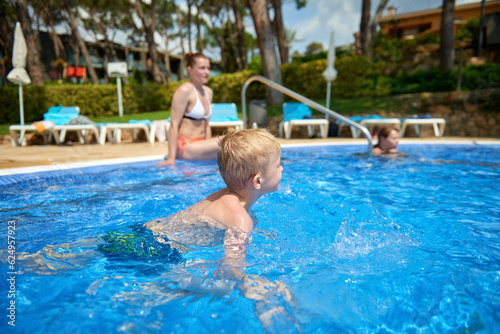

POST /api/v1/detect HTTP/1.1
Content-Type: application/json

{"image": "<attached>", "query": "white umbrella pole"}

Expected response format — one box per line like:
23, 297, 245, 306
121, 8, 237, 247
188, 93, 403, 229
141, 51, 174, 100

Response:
19, 84, 25, 125
325, 81, 331, 121
117, 77, 123, 117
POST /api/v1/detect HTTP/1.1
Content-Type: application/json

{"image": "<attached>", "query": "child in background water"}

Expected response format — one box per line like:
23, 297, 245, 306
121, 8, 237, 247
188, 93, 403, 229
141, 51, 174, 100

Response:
372, 125, 403, 157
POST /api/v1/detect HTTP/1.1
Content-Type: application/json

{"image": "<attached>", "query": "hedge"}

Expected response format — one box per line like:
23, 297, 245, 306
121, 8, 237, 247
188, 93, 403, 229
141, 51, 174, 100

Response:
2, 57, 499, 124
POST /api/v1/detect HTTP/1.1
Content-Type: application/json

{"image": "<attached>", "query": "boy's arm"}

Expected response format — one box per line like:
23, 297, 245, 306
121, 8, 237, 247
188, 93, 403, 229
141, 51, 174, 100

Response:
220, 228, 298, 331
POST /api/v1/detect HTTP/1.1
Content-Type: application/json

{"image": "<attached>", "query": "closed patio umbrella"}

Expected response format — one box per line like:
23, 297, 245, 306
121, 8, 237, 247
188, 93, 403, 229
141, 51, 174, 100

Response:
322, 31, 337, 120
7, 22, 31, 125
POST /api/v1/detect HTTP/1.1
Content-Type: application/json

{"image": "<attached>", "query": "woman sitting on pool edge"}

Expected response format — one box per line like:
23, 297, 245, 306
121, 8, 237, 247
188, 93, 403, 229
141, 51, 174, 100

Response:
372, 125, 404, 157
157, 52, 219, 166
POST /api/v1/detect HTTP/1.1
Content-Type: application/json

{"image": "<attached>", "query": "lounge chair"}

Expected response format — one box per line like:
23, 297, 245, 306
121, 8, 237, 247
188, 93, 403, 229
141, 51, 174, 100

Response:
102, 119, 157, 144
209, 103, 244, 130
164, 104, 243, 138
400, 116, 446, 137
337, 115, 401, 138
9, 105, 104, 146
279, 102, 329, 139
10, 123, 48, 146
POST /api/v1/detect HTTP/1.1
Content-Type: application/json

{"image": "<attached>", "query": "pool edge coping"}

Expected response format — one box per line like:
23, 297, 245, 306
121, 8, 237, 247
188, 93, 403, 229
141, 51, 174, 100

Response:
1, 139, 499, 176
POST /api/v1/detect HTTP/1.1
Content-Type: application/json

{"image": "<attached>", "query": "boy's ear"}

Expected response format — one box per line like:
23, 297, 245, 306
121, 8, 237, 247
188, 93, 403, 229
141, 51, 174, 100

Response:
251, 173, 262, 190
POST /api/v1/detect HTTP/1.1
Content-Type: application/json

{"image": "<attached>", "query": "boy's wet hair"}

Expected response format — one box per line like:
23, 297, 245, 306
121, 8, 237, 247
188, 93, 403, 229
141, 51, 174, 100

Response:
217, 129, 281, 190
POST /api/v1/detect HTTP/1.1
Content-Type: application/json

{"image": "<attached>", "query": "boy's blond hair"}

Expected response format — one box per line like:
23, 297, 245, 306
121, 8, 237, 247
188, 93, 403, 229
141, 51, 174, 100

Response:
217, 129, 281, 190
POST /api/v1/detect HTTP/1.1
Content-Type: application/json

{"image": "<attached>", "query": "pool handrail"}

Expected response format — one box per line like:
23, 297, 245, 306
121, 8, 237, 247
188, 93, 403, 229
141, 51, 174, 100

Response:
241, 75, 373, 155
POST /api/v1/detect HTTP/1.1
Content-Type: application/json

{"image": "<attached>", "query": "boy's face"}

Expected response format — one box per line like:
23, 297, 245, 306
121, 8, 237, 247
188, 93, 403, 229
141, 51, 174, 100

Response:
260, 153, 283, 193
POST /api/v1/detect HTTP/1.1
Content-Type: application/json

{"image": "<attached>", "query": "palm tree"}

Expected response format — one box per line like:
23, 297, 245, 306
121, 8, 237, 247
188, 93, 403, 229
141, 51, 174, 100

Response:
360, 0, 371, 55
440, 0, 455, 71
246, 0, 282, 105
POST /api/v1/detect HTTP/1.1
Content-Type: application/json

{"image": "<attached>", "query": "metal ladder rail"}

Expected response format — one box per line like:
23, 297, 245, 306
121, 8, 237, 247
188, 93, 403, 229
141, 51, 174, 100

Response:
241, 75, 373, 155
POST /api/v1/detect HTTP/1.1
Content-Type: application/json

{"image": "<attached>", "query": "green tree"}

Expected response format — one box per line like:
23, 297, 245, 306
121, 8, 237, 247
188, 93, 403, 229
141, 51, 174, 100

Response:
305, 42, 323, 56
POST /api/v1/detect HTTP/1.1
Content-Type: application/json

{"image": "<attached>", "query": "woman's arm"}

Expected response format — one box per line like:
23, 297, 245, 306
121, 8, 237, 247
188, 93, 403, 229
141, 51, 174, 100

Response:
205, 86, 214, 139
158, 85, 190, 165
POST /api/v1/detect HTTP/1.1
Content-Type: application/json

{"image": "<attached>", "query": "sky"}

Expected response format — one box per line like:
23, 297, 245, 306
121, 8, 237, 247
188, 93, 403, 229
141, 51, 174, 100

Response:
71, 0, 481, 61
275, 0, 479, 54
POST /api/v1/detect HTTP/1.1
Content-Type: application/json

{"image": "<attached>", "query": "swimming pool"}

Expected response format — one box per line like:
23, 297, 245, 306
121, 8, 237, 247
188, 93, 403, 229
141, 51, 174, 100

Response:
1, 143, 499, 333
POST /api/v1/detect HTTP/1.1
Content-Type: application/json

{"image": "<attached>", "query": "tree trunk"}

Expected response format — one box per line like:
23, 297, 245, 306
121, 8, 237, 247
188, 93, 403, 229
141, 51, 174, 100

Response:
229, 28, 243, 71
195, 3, 204, 52
48, 22, 67, 60
93, 13, 119, 62
130, 0, 164, 84
176, 6, 186, 81
39, 5, 67, 61
439, 0, 455, 72
0, 1, 14, 71
163, 35, 172, 83
360, 0, 371, 56
62, 1, 99, 83
15, 0, 44, 85
369, 0, 389, 60
0, 1, 14, 77
271, 0, 288, 65
231, 0, 247, 68
187, 0, 192, 53
246, 0, 283, 105
70, 38, 80, 68
218, 20, 227, 73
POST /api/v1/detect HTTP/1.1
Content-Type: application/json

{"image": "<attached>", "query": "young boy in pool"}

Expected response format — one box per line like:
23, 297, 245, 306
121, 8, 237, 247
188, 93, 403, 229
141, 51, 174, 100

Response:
146, 128, 283, 236
145, 129, 295, 329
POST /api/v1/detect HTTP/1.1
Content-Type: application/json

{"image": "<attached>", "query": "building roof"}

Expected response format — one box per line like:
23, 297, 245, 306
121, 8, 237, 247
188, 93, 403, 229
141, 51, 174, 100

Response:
380, 0, 500, 23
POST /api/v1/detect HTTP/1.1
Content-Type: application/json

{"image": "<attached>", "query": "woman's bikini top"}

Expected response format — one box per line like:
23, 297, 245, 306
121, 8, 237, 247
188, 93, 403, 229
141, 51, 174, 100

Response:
183, 84, 212, 121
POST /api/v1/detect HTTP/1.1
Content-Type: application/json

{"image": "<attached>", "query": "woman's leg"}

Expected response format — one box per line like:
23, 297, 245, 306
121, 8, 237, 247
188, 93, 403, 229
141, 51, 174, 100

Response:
180, 136, 220, 160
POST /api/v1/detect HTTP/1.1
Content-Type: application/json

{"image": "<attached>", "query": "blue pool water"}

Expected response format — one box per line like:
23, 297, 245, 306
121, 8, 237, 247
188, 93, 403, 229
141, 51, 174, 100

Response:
1, 143, 499, 333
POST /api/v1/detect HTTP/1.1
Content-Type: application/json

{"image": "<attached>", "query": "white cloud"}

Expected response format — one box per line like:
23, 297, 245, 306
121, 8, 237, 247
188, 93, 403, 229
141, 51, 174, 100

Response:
283, 0, 486, 54
285, 0, 360, 53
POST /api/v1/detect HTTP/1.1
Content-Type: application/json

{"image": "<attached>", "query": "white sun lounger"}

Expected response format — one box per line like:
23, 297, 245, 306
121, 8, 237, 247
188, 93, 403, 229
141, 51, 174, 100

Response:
9, 106, 104, 146
52, 124, 105, 145
209, 103, 244, 130
102, 120, 157, 144
400, 118, 446, 137
9, 124, 51, 146
279, 103, 329, 139
337, 116, 401, 138
10, 122, 105, 146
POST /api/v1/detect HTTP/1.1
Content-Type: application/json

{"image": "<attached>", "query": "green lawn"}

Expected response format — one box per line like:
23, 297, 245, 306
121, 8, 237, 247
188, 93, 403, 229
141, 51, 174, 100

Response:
91, 110, 170, 124
0, 97, 413, 135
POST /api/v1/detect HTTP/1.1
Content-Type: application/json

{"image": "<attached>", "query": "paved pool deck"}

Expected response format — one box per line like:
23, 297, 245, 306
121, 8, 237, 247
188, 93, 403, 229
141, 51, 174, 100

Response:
1, 137, 499, 175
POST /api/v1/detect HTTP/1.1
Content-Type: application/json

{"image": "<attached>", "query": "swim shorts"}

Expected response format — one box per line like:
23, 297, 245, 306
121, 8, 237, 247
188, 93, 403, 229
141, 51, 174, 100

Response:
177, 137, 205, 155
99, 225, 182, 263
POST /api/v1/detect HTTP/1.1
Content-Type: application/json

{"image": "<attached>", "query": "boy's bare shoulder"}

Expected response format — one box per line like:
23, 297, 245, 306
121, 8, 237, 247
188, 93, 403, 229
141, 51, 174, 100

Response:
205, 194, 253, 233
